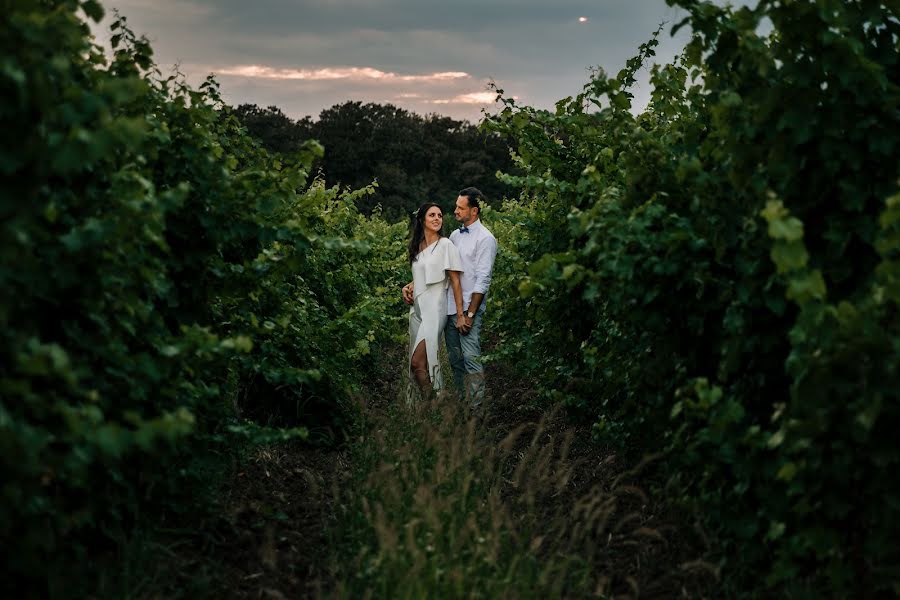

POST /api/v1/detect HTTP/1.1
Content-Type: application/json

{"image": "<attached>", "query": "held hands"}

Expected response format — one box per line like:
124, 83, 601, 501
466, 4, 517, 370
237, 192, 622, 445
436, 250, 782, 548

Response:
456, 312, 473, 335
402, 283, 414, 305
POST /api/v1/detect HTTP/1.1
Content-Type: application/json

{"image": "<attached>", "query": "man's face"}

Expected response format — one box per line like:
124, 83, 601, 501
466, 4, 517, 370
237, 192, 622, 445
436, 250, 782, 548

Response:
454, 195, 476, 225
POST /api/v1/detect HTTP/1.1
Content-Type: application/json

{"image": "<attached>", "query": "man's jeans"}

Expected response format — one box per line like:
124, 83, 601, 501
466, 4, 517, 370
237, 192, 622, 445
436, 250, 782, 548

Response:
444, 311, 485, 405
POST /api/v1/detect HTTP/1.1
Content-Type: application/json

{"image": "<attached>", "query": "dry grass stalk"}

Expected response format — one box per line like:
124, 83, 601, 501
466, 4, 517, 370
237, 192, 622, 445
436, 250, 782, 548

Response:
328, 377, 688, 599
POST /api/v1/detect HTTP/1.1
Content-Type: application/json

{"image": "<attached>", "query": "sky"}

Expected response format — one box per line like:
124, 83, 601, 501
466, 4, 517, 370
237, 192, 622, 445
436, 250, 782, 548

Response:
94, 1, 705, 123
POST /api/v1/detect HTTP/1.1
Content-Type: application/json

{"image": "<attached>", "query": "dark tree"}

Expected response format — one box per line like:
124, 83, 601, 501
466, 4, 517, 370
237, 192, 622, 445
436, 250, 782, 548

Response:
232, 101, 519, 220
232, 104, 312, 156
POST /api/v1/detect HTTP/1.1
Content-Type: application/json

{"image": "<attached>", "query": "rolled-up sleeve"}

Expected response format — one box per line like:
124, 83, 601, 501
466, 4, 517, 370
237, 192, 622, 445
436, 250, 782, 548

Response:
472, 234, 498, 295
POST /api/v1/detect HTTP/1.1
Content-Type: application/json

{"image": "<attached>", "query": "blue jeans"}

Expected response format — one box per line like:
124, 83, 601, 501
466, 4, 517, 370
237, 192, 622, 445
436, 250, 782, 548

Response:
444, 311, 485, 405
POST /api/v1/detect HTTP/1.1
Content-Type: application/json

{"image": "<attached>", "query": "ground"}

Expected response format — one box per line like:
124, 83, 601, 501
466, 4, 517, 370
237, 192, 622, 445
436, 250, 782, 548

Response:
133, 345, 716, 599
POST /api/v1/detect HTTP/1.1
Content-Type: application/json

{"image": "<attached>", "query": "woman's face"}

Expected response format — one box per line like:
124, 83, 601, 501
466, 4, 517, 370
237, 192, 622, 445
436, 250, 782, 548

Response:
424, 206, 443, 234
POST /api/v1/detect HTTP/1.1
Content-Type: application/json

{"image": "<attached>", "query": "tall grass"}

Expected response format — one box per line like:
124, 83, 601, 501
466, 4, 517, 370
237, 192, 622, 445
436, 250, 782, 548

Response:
328, 385, 673, 599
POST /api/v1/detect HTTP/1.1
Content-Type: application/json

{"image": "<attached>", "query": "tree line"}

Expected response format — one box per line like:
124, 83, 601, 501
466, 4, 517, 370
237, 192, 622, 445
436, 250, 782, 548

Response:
232, 102, 519, 220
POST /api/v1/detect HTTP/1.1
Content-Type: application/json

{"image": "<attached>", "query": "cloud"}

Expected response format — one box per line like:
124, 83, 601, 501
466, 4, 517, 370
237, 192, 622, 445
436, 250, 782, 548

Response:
100, 0, 708, 120
215, 65, 470, 83
430, 92, 502, 105
103, 0, 212, 21
183, 0, 623, 36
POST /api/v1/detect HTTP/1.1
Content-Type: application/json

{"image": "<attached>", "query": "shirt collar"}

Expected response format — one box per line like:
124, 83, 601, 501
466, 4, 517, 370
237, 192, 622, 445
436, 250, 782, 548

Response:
461, 219, 482, 233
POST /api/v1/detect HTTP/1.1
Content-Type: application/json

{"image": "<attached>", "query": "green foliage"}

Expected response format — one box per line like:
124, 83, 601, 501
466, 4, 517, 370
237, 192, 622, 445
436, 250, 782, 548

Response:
234, 101, 521, 220
1, 1, 406, 595
485, 1, 900, 595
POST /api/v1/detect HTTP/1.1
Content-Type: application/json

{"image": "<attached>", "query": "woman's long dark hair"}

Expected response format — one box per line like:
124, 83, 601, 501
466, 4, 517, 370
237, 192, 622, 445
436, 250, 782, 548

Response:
408, 202, 443, 263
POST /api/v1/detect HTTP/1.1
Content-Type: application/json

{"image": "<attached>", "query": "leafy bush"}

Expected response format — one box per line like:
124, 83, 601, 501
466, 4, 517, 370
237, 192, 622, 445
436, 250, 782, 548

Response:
485, 1, 899, 595
0, 1, 406, 595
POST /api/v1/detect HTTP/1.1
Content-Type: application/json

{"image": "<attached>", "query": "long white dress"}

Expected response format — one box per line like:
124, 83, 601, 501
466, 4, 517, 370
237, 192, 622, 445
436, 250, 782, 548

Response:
409, 237, 463, 390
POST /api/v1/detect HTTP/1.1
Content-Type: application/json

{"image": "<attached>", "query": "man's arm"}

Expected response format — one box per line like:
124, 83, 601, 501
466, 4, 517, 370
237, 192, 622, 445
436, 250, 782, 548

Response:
465, 235, 498, 316
402, 281, 414, 304
467, 292, 485, 315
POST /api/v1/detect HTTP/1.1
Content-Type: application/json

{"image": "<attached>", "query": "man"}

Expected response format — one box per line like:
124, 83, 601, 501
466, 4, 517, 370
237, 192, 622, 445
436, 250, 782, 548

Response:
403, 187, 498, 405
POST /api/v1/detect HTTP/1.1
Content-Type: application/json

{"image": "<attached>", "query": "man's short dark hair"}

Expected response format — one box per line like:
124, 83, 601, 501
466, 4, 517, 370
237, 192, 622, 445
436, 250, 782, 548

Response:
458, 186, 485, 212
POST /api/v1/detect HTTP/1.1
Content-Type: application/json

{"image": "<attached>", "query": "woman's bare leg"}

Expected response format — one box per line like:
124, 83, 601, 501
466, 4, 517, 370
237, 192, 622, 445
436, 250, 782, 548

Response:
410, 339, 432, 398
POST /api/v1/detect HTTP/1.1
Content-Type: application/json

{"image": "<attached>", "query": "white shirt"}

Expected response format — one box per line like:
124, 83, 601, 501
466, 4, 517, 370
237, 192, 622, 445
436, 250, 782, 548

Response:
446, 219, 498, 315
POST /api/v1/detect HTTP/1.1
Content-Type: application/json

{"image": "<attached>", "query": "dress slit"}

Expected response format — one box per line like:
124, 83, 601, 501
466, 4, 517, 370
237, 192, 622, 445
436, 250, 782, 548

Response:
411, 337, 428, 374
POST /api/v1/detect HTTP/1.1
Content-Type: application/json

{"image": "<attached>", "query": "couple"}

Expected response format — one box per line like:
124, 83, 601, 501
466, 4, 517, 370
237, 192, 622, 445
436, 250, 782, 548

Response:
403, 187, 498, 404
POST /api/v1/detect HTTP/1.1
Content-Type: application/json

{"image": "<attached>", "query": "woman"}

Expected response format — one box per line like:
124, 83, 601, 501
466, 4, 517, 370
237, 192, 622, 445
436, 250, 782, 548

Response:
407, 202, 465, 397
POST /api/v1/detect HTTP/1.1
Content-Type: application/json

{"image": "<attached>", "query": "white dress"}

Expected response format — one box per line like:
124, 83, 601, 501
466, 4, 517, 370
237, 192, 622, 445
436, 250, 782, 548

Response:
409, 237, 463, 390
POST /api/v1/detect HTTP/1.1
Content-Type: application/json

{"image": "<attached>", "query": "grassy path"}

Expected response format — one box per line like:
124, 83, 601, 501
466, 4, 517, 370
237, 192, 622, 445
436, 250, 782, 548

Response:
135, 348, 716, 599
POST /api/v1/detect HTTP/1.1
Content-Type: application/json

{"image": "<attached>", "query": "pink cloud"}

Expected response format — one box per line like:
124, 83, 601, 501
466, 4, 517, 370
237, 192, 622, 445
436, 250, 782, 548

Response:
430, 92, 505, 105
215, 65, 470, 83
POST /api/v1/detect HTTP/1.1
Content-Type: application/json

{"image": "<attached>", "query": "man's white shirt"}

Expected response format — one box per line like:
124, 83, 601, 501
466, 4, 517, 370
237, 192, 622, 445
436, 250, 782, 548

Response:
446, 219, 498, 316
